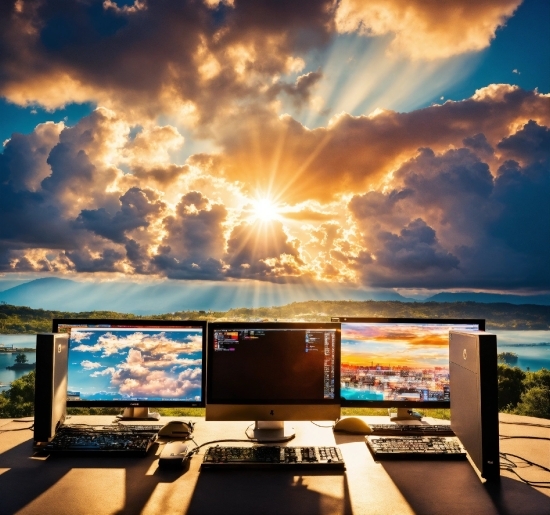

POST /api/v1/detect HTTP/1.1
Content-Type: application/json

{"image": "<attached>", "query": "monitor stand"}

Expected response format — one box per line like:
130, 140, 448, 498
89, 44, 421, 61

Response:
116, 407, 161, 421
252, 421, 295, 442
389, 408, 423, 422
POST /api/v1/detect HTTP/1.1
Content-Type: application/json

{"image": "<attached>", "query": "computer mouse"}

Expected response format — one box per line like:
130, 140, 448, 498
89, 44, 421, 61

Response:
158, 420, 193, 438
158, 441, 190, 468
333, 417, 373, 435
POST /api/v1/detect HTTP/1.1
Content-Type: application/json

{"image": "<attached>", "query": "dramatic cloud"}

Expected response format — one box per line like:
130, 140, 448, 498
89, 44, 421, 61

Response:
0, 0, 334, 123
348, 125, 550, 290
0, 1, 548, 295
211, 86, 550, 203
335, 0, 521, 59
0, 86, 548, 291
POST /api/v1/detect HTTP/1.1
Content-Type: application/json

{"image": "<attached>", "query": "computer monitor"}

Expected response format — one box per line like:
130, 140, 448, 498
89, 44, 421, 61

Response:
206, 322, 341, 441
332, 317, 485, 421
52, 319, 206, 421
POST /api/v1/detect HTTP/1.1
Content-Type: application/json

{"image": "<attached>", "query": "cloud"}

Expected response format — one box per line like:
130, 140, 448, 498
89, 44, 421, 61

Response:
335, 0, 521, 60
0, 0, 335, 125
80, 360, 102, 370
75, 187, 165, 244
90, 367, 116, 377
153, 191, 227, 280
110, 347, 203, 398
224, 219, 305, 281
0, 86, 548, 290
210, 86, 550, 203
348, 128, 550, 290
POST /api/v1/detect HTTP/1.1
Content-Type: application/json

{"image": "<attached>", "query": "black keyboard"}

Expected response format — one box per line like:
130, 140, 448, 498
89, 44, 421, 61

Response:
44, 426, 157, 457
201, 445, 345, 470
366, 436, 466, 460
369, 424, 455, 436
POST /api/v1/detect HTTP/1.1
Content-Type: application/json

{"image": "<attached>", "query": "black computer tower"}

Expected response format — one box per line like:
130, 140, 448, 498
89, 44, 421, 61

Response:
34, 333, 68, 445
449, 330, 500, 481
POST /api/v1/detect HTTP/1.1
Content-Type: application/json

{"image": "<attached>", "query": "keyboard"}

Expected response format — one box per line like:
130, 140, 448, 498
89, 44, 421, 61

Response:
43, 425, 158, 457
201, 445, 345, 470
366, 436, 466, 460
369, 424, 455, 436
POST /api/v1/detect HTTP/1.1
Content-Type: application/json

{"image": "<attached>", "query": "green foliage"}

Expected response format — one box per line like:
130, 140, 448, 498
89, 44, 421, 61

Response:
497, 364, 526, 410
65, 407, 206, 417
523, 368, 550, 391
497, 352, 518, 365
514, 386, 550, 419
1, 300, 550, 333
15, 353, 28, 364
0, 370, 35, 418
497, 365, 550, 419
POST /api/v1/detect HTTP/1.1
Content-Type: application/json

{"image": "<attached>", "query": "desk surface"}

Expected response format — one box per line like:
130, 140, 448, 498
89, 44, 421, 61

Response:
0, 414, 548, 515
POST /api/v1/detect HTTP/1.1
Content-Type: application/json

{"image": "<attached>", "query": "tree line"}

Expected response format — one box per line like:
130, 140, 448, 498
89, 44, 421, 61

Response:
1, 367, 548, 419
1, 300, 550, 333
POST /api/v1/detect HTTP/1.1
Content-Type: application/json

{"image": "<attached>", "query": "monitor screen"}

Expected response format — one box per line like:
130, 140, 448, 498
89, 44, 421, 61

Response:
206, 322, 341, 424
52, 319, 206, 412
333, 317, 484, 409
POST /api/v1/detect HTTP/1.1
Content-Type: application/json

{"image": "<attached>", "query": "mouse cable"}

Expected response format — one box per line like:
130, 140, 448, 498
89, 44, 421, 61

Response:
186, 438, 260, 457
499, 452, 550, 488
310, 421, 333, 428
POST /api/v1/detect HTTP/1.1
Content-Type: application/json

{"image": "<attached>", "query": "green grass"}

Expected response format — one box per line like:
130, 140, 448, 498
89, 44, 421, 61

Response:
67, 407, 450, 419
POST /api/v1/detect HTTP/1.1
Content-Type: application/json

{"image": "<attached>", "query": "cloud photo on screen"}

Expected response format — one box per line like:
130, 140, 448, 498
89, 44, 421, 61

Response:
67, 328, 203, 401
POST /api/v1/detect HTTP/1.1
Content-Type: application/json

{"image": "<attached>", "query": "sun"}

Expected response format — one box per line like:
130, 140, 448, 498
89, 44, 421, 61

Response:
251, 197, 281, 223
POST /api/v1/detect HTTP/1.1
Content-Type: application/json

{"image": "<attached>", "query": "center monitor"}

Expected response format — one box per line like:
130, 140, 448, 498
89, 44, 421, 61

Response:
53, 318, 206, 421
206, 322, 341, 441
332, 317, 484, 421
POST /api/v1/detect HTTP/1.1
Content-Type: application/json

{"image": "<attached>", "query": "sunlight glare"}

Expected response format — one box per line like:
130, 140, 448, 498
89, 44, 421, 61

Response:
252, 197, 280, 223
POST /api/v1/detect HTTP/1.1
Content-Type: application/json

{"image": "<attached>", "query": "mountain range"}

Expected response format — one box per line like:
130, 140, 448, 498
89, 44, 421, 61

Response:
0, 278, 548, 314
0, 278, 413, 314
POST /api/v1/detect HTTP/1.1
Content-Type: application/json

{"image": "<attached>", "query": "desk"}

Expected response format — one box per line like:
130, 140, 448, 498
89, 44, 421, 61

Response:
0, 414, 548, 515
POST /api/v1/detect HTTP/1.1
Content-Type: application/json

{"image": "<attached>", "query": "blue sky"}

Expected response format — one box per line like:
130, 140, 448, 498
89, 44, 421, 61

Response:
67, 328, 203, 401
0, 0, 548, 303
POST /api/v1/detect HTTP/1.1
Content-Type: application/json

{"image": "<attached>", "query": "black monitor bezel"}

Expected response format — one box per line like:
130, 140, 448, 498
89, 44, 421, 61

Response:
206, 321, 341, 406
333, 317, 485, 408
52, 318, 207, 408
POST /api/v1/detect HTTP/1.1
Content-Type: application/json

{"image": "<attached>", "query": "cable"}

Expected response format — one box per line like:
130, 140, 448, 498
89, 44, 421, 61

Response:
0, 424, 34, 433
500, 452, 550, 488
500, 421, 550, 429
311, 421, 334, 428
500, 435, 550, 442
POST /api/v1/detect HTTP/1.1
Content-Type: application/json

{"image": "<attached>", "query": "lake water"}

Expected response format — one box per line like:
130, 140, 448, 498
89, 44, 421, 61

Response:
1, 330, 549, 389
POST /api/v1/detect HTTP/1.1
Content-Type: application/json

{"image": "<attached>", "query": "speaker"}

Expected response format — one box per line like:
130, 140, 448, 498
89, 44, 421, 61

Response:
34, 333, 68, 445
449, 330, 500, 481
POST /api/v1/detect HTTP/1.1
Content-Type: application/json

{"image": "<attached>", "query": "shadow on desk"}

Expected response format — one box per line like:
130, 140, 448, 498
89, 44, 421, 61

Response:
381, 460, 550, 515
0, 439, 175, 515
186, 469, 352, 515
0, 438, 352, 515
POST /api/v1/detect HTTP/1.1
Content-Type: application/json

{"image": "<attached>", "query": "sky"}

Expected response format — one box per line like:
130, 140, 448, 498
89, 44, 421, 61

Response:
341, 323, 463, 369
67, 327, 203, 400
0, 0, 549, 303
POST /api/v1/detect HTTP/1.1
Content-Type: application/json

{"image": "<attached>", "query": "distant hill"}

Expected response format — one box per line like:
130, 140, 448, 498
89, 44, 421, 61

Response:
1, 299, 549, 333
0, 280, 30, 293
424, 292, 550, 305
0, 277, 414, 314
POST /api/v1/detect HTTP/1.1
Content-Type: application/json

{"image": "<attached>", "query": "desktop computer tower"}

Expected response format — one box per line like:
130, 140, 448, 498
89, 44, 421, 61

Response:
34, 333, 68, 445
449, 330, 500, 481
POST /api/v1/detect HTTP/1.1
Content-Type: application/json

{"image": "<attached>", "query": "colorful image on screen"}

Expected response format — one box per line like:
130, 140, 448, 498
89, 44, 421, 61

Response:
67, 327, 203, 402
341, 323, 479, 403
